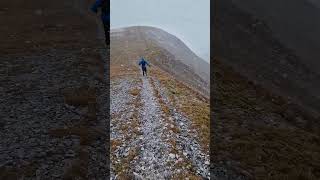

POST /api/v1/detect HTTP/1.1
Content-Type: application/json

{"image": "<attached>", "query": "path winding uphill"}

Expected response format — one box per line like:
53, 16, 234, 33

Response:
110, 71, 210, 179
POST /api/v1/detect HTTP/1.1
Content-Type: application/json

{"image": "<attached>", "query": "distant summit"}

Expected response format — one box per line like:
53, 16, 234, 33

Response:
111, 26, 210, 96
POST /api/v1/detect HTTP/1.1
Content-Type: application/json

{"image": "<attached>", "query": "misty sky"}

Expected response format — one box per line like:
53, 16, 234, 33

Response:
110, 0, 210, 62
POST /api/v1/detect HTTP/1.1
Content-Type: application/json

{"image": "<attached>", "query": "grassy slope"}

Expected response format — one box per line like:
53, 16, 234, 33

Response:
110, 65, 209, 178
0, 0, 99, 55
110, 61, 210, 150
212, 59, 320, 179
151, 68, 210, 151
110, 30, 209, 97
0, 0, 106, 178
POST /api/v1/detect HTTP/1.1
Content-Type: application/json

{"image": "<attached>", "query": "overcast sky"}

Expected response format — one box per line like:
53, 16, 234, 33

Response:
110, 0, 210, 62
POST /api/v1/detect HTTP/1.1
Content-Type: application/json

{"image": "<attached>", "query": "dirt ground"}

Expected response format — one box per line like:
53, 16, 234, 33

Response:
213, 2, 320, 179
212, 60, 320, 179
1, 0, 109, 179
0, 0, 101, 55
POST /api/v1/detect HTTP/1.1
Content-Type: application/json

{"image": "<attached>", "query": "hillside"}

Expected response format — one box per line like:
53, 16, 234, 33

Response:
110, 26, 210, 178
213, 0, 320, 179
214, 0, 320, 121
212, 59, 320, 179
231, 0, 320, 74
0, 0, 109, 179
111, 26, 210, 96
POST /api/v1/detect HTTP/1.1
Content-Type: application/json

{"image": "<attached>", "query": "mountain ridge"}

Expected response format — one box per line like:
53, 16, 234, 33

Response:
111, 26, 210, 96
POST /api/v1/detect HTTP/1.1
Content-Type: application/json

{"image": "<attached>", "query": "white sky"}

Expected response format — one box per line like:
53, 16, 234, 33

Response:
110, 0, 210, 62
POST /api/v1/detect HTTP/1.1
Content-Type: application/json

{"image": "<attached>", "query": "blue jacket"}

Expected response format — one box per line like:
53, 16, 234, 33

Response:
138, 58, 150, 68
91, 0, 110, 23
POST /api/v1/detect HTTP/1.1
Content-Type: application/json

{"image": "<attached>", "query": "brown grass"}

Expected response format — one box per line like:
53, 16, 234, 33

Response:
49, 126, 104, 146
129, 88, 140, 96
63, 147, 89, 180
172, 173, 202, 180
120, 124, 130, 133
166, 137, 198, 177
111, 139, 122, 152
212, 59, 320, 179
170, 125, 181, 134
152, 69, 210, 151
62, 86, 96, 107
181, 102, 210, 150
111, 79, 143, 176
0, 163, 38, 179
110, 65, 139, 78
149, 77, 171, 117
113, 147, 139, 177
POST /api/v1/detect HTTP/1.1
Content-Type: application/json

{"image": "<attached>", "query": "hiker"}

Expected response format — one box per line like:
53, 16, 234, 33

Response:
91, 0, 110, 45
138, 57, 151, 76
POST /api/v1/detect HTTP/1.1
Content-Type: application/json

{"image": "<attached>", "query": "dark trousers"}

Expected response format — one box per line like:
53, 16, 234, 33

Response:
142, 67, 147, 76
103, 21, 109, 45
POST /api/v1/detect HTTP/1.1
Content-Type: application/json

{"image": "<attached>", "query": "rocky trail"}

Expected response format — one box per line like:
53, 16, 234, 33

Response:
1, 0, 210, 179
110, 74, 210, 179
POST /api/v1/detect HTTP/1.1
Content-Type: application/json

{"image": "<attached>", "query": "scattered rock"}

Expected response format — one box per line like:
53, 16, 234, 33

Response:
110, 77, 209, 179
169, 153, 176, 159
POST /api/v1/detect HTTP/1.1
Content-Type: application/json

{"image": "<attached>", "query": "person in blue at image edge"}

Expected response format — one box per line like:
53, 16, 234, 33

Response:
138, 57, 151, 76
91, 0, 110, 45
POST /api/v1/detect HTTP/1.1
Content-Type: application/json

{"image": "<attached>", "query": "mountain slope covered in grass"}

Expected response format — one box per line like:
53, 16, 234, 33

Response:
110, 26, 210, 178
212, 0, 320, 179
111, 26, 210, 96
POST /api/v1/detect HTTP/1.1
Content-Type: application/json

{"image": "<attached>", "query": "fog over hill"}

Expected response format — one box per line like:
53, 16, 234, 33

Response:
212, 1, 320, 178
110, 0, 210, 62
231, 0, 320, 74
111, 26, 210, 96
215, 0, 320, 118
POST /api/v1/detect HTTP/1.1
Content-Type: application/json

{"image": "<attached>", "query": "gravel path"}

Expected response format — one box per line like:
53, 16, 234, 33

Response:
111, 75, 210, 179
0, 48, 108, 179
132, 77, 173, 179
